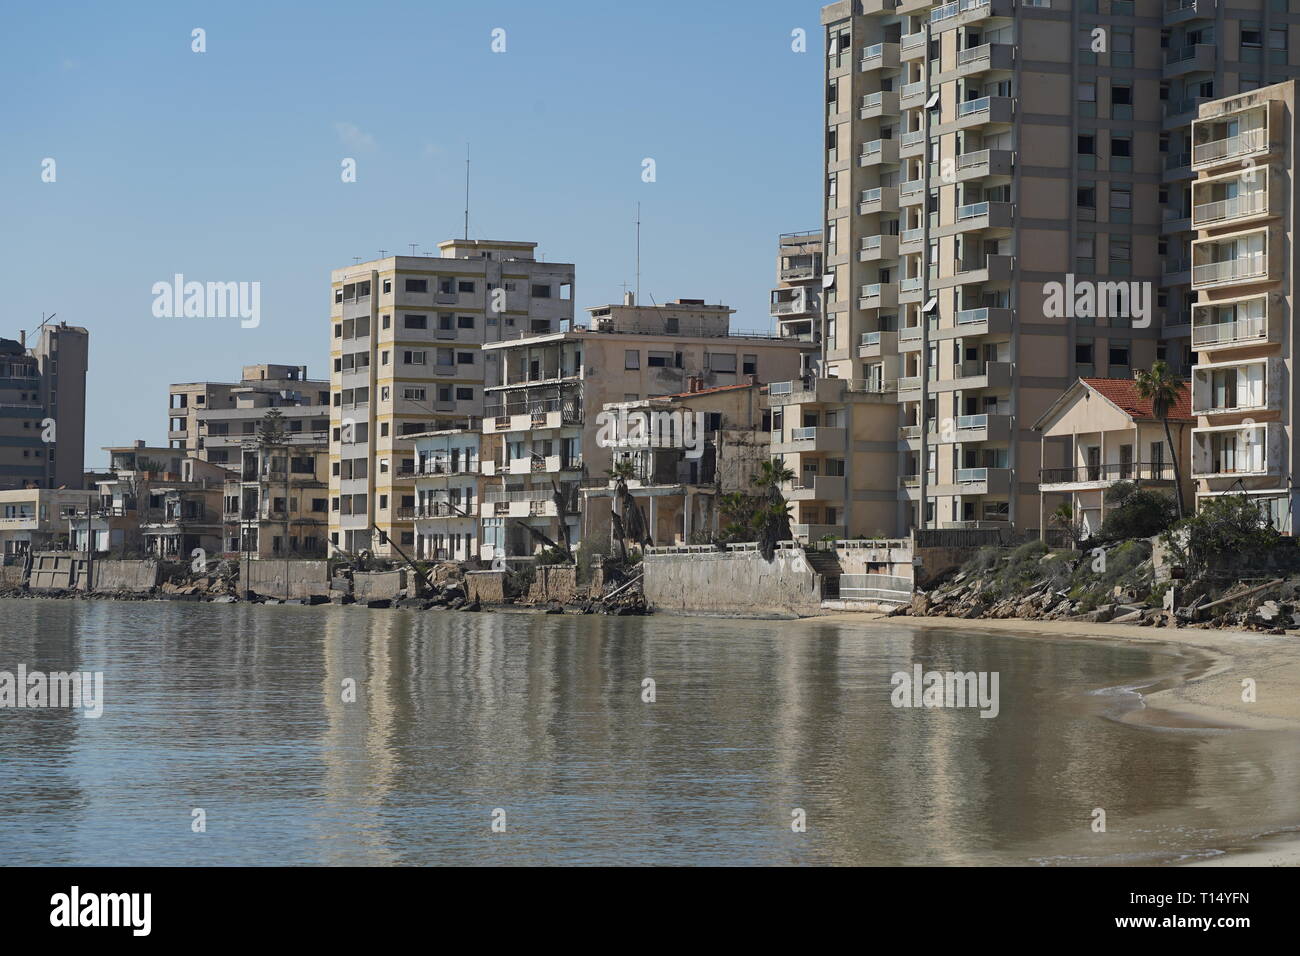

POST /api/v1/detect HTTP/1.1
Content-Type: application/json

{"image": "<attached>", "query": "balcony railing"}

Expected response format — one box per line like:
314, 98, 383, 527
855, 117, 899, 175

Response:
1039, 462, 1176, 484
1192, 316, 1266, 346
1193, 128, 1266, 166
1192, 191, 1267, 226
1193, 254, 1267, 286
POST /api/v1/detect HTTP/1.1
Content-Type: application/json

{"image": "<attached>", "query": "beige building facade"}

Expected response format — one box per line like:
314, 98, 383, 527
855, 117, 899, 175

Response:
329, 239, 575, 558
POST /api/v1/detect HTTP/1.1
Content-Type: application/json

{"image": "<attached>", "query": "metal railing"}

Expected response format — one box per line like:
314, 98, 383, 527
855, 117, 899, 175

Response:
1191, 315, 1266, 345
1193, 128, 1266, 165
1192, 190, 1266, 225
1039, 462, 1175, 484
1193, 254, 1267, 285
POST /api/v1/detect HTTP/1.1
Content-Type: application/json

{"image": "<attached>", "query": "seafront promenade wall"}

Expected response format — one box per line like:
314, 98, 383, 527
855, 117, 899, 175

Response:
244, 559, 331, 599
642, 545, 823, 616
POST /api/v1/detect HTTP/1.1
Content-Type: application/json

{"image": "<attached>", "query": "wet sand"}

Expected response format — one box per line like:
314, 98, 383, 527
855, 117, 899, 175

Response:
808, 612, 1300, 865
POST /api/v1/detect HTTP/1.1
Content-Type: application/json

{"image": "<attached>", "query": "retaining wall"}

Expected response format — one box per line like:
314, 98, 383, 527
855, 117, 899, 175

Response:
643, 546, 822, 616
244, 559, 331, 599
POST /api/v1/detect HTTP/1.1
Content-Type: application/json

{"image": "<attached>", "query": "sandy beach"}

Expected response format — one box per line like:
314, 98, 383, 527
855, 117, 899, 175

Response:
807, 611, 1300, 866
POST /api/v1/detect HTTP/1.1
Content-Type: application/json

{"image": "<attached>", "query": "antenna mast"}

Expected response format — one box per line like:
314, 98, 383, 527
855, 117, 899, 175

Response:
464, 144, 471, 241
635, 203, 641, 304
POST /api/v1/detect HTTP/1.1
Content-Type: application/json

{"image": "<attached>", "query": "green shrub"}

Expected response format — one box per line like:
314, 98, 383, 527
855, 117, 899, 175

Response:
1099, 481, 1177, 541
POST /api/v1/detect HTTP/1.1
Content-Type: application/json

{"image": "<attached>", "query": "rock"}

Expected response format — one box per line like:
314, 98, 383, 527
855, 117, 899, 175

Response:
1112, 610, 1144, 624
365, 599, 392, 609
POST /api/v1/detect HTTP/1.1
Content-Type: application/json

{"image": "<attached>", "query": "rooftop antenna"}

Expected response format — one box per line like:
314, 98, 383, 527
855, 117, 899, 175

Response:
379, 249, 387, 258
37, 312, 56, 334
635, 202, 642, 304
409, 243, 419, 256
464, 143, 471, 241
353, 257, 362, 264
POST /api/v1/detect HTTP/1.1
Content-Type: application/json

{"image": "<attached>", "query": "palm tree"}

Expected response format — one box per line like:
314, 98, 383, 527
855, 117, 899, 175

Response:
750, 460, 795, 560
607, 459, 651, 561
1134, 361, 1186, 520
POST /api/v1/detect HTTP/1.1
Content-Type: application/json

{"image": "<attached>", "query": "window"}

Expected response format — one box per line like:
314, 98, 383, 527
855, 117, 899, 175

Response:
403, 387, 426, 401
647, 351, 673, 368
1111, 136, 1132, 158
531, 284, 551, 298
457, 315, 474, 329
1076, 235, 1096, 272
743, 354, 757, 375
1075, 340, 1094, 366
405, 279, 427, 293
404, 314, 427, 329
456, 352, 474, 365
456, 387, 473, 400
709, 353, 737, 373
382, 314, 391, 329
382, 279, 392, 294
458, 280, 475, 293
1077, 184, 1096, 210
1108, 341, 1131, 369
625, 350, 640, 370
1078, 81, 1097, 117
404, 350, 426, 365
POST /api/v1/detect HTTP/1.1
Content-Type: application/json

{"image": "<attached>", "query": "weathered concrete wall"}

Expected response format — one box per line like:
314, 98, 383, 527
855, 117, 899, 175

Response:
352, 569, 406, 603
93, 560, 161, 591
526, 565, 580, 604
245, 560, 331, 599
643, 547, 822, 616
29, 552, 87, 590
0, 564, 25, 588
466, 570, 507, 604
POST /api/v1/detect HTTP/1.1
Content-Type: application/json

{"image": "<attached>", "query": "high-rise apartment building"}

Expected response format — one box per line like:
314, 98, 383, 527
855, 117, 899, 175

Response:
329, 239, 575, 557
0, 322, 88, 491
1188, 80, 1297, 529
784, 0, 1300, 540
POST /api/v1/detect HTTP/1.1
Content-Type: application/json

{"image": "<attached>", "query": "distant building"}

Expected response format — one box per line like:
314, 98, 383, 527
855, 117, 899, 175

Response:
0, 487, 98, 559
0, 322, 89, 491
222, 441, 330, 559
405, 426, 482, 562
770, 230, 824, 352
329, 238, 575, 557
168, 364, 329, 467
479, 297, 803, 557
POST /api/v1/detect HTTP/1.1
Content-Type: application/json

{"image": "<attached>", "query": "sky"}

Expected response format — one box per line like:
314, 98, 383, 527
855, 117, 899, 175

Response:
0, 0, 823, 468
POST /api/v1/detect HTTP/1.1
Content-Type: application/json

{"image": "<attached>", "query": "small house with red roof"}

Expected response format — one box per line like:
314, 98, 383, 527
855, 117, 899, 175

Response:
1031, 378, 1193, 542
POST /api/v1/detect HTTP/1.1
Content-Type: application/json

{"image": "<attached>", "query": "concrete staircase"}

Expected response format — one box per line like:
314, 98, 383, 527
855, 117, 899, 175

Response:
803, 549, 844, 599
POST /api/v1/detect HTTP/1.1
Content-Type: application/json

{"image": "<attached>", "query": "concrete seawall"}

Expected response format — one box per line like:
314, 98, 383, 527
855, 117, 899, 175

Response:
643, 546, 822, 617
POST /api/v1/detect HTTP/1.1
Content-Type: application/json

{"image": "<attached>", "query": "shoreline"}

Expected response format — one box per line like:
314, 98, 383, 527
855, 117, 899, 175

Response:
805, 611, 1300, 866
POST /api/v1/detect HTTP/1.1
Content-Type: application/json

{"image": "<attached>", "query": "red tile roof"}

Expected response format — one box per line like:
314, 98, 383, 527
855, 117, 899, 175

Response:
1082, 377, 1193, 422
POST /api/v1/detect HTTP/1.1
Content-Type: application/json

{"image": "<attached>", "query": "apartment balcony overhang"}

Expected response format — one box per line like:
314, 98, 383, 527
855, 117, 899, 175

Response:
900, 30, 927, 60
1191, 297, 1278, 353
951, 96, 1014, 133
771, 288, 816, 318
1038, 461, 1178, 492
954, 148, 1014, 183
1162, 43, 1216, 79
934, 254, 1014, 289
950, 42, 1014, 80
1190, 421, 1281, 478
772, 426, 847, 455
859, 139, 901, 167
785, 475, 847, 502
1192, 101, 1277, 172
859, 42, 900, 73
929, 360, 1013, 393
768, 378, 847, 408
859, 186, 899, 216
1190, 356, 1282, 417
1162, 150, 1194, 183
931, 467, 1012, 496
1190, 167, 1281, 231
899, 129, 927, 159
858, 235, 900, 262
900, 80, 927, 110
945, 413, 1012, 444
859, 91, 900, 121
934, 307, 1013, 340
858, 284, 900, 310
947, 200, 1014, 236
1164, 0, 1216, 27
859, 330, 899, 359
1191, 227, 1278, 292
898, 325, 924, 352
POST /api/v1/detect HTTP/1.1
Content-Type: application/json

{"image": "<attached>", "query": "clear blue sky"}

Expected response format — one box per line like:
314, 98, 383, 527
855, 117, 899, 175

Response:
0, 1, 822, 468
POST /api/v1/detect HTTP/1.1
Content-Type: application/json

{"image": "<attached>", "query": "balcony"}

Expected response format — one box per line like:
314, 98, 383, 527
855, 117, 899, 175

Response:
771, 288, 815, 317
1039, 461, 1177, 489
859, 330, 899, 359
932, 359, 1013, 392
859, 234, 899, 262
1163, 43, 1216, 79
929, 0, 1010, 30
954, 42, 1013, 78
767, 378, 847, 408
859, 138, 901, 167
1192, 107, 1272, 172
945, 413, 1012, 444
932, 467, 1011, 496
954, 148, 1014, 182
1191, 422, 1280, 478
939, 306, 1013, 339
859, 90, 900, 120
860, 42, 900, 72
772, 426, 847, 455
859, 186, 899, 216
953, 96, 1014, 131
1191, 171, 1278, 230
1191, 297, 1274, 350
858, 283, 899, 309
1191, 358, 1278, 417
947, 253, 1014, 285
1191, 240, 1273, 291
785, 475, 847, 502
900, 31, 927, 59
954, 200, 1013, 232
1165, 0, 1215, 27
900, 80, 927, 109
899, 129, 926, 159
